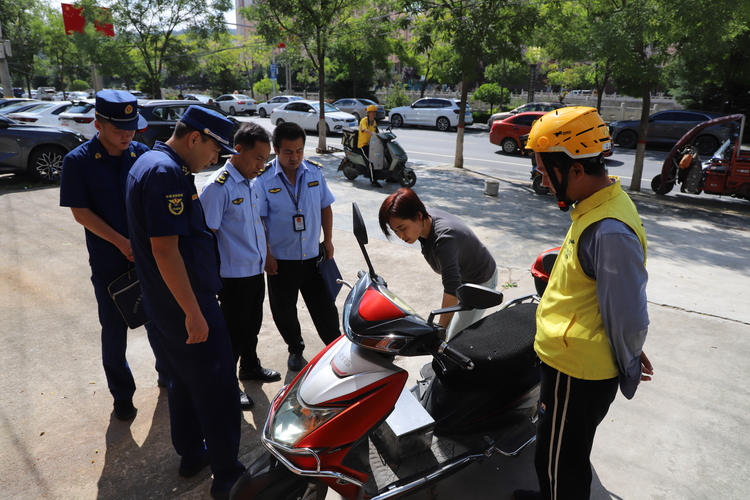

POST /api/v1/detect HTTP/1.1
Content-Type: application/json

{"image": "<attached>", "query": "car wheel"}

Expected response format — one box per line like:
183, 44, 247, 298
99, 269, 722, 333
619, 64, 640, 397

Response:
28, 146, 65, 183
352, 113, 360, 122
617, 130, 638, 149
436, 116, 451, 132
693, 135, 719, 156
651, 174, 675, 195
259, 108, 267, 118
229, 106, 236, 116
325, 124, 331, 136
501, 137, 519, 154
275, 118, 285, 126
391, 114, 403, 128
532, 175, 550, 195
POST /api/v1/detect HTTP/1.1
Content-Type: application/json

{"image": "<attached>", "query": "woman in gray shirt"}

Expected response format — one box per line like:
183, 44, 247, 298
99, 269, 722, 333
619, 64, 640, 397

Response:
378, 188, 497, 339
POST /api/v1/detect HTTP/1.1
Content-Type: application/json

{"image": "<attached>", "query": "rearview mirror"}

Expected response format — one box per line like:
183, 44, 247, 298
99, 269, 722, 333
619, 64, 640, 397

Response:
352, 203, 368, 246
455, 284, 504, 309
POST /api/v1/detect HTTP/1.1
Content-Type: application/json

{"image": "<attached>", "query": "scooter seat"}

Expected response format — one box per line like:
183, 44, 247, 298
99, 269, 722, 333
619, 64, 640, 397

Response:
433, 301, 538, 390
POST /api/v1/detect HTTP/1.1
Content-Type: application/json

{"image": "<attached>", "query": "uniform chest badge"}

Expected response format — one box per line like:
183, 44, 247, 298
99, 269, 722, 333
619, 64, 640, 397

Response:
232, 198, 244, 205
166, 194, 184, 215
268, 188, 281, 193
308, 180, 319, 187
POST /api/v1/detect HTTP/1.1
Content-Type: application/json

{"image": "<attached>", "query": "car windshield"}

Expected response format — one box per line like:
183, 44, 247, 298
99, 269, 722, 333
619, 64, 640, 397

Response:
236, 95, 252, 100
0, 103, 37, 114
311, 102, 342, 113
66, 102, 95, 114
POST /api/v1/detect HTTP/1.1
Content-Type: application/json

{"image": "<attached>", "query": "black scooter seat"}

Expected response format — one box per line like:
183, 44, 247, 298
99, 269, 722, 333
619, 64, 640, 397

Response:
433, 302, 538, 390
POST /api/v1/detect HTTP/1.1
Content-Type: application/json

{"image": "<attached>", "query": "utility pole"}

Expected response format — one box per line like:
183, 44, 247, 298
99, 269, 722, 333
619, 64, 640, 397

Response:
0, 25, 14, 97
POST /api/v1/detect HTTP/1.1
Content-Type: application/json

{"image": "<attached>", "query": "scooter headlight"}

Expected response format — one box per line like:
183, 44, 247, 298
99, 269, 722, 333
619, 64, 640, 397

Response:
268, 375, 342, 446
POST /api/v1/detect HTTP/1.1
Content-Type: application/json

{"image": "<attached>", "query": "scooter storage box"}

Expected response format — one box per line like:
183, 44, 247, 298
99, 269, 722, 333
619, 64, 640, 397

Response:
374, 387, 434, 461
341, 127, 358, 150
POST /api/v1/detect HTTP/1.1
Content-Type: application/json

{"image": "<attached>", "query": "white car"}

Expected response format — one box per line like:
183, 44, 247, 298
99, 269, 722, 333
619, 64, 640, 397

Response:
270, 100, 357, 134
7, 101, 74, 126
215, 94, 257, 116
388, 97, 474, 131
57, 100, 97, 139
256, 95, 304, 118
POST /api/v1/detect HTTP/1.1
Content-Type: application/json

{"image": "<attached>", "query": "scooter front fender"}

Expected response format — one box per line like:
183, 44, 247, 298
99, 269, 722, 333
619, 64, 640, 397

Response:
230, 450, 312, 500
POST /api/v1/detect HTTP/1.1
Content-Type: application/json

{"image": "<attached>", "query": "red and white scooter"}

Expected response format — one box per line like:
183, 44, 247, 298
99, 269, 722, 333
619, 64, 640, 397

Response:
231, 203, 545, 500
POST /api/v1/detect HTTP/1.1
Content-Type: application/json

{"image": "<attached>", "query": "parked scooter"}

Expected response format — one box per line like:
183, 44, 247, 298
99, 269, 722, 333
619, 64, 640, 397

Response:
231, 203, 546, 500
338, 126, 417, 188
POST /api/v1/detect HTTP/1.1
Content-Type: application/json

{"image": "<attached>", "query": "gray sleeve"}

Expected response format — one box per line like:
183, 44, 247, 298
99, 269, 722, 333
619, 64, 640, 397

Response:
579, 219, 649, 399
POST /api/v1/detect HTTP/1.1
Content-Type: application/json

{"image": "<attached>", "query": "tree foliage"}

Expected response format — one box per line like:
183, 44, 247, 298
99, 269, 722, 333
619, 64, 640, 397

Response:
109, 0, 233, 98
243, 0, 358, 151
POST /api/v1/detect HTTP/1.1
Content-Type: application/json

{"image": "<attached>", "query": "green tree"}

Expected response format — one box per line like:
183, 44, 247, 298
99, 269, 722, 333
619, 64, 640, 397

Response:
403, 0, 538, 167
244, 0, 358, 150
1, 2, 46, 96
109, 0, 233, 98
384, 81, 410, 109
472, 83, 505, 113
253, 78, 273, 101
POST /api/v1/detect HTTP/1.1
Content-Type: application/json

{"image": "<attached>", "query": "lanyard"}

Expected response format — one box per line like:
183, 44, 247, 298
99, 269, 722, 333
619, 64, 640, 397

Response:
281, 169, 301, 210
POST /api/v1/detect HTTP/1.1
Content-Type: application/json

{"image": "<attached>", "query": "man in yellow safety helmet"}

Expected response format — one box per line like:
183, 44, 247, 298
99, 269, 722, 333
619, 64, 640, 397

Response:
513, 107, 654, 500
357, 104, 381, 187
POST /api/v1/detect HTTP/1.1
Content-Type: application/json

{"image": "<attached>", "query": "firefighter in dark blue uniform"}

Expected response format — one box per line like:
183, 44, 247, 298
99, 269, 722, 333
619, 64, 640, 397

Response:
125, 106, 244, 499
60, 89, 168, 421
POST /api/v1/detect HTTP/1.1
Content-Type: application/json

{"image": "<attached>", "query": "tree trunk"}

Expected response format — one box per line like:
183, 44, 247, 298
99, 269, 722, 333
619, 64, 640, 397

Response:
316, 34, 327, 153
631, 83, 651, 192
454, 77, 469, 168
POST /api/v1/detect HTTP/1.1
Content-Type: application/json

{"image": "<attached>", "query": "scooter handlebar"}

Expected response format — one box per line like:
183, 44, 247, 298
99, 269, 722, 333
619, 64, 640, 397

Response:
433, 340, 475, 370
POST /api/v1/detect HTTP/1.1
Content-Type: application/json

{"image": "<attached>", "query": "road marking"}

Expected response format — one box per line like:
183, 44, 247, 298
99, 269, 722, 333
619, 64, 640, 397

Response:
411, 150, 530, 167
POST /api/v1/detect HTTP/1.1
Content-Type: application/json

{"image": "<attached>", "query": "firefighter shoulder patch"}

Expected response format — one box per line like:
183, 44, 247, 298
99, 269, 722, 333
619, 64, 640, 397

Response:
166, 194, 184, 215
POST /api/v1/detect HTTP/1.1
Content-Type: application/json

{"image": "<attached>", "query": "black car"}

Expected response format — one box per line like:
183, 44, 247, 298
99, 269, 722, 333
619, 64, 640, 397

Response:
609, 110, 731, 156
0, 114, 87, 182
133, 100, 241, 148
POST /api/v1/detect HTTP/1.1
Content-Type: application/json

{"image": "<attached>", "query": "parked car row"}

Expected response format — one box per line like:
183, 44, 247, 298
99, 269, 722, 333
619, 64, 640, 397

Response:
488, 105, 732, 158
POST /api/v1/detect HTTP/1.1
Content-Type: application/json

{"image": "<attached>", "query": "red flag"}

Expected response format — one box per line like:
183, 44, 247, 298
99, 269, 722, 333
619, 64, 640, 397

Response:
61, 3, 85, 34
61, 3, 115, 37
94, 7, 115, 37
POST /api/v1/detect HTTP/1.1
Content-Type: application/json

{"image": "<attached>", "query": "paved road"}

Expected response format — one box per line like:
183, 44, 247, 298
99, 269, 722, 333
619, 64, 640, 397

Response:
1, 128, 749, 500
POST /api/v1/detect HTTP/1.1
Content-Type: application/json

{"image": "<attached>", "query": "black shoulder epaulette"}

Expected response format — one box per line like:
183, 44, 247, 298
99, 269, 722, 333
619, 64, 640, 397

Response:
308, 160, 323, 169
259, 162, 273, 175
214, 170, 229, 185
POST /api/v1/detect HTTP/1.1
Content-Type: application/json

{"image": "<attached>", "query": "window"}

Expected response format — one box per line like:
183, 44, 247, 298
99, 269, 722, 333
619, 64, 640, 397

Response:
412, 99, 429, 109
674, 112, 707, 122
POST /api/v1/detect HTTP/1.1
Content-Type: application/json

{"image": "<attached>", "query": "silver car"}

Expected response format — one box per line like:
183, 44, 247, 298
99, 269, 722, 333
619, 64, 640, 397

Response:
332, 98, 385, 121
256, 95, 304, 118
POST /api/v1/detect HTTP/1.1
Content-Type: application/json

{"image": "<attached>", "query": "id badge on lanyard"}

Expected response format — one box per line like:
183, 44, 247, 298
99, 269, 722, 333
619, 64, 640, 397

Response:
284, 178, 305, 232
293, 214, 305, 231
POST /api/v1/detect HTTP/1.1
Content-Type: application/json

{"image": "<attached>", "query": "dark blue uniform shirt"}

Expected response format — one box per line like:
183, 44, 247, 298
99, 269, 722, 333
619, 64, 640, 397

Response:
126, 142, 222, 310
59, 135, 149, 271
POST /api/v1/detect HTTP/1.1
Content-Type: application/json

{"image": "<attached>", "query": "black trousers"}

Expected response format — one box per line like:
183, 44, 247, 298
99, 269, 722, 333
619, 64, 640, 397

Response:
267, 258, 341, 353
217, 274, 265, 371
534, 362, 618, 500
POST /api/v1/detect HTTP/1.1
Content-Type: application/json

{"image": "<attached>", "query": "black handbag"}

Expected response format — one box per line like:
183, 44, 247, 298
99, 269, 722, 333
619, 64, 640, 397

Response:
108, 266, 150, 329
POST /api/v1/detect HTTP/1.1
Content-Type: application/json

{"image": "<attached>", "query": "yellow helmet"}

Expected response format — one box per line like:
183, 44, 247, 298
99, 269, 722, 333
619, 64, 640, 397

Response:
366, 104, 378, 113
526, 106, 611, 159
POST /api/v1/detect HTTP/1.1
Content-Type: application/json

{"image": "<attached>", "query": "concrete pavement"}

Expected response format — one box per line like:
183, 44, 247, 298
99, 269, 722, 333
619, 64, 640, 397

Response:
0, 147, 748, 499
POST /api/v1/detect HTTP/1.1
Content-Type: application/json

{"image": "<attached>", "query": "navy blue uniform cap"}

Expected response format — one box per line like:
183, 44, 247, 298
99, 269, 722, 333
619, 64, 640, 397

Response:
95, 89, 147, 131
179, 105, 238, 155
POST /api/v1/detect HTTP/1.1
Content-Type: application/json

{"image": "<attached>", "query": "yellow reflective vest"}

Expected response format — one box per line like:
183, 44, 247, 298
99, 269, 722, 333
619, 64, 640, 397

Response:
535, 179, 647, 380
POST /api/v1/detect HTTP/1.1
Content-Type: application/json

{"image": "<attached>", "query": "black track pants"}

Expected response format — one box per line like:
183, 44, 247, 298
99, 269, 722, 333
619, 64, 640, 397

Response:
534, 362, 618, 500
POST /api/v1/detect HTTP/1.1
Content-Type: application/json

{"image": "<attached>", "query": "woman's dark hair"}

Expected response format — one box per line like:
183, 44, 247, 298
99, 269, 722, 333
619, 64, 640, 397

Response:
378, 188, 430, 239
538, 151, 607, 176
272, 121, 306, 149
